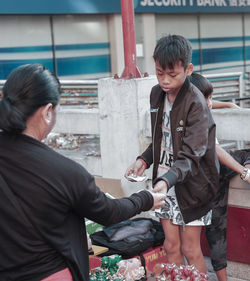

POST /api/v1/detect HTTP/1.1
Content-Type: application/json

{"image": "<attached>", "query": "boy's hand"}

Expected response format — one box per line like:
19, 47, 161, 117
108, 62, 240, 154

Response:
229, 102, 240, 109
125, 159, 146, 181
147, 190, 166, 210
153, 180, 168, 194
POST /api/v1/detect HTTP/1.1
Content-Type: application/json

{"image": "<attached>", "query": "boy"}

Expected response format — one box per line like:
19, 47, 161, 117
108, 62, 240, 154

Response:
190, 72, 250, 281
125, 35, 220, 273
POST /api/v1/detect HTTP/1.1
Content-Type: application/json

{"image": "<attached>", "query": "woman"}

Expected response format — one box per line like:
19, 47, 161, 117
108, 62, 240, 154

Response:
0, 64, 166, 281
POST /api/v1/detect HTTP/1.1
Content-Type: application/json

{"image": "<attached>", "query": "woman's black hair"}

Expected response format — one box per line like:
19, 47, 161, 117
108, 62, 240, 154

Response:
189, 72, 213, 98
153, 34, 192, 70
0, 64, 61, 133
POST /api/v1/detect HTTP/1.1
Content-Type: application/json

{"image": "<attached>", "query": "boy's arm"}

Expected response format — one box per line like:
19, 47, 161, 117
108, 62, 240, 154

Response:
125, 143, 153, 180
138, 142, 153, 168
212, 100, 240, 109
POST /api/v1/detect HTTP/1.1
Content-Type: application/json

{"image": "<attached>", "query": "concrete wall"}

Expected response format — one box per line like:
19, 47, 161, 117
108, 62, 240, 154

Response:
54, 107, 99, 135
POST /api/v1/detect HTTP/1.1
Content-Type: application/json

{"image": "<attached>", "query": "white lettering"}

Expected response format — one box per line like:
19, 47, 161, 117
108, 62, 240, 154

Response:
155, 0, 163, 5
163, 0, 170, 5
216, 0, 227, 5
140, 0, 187, 5
140, 0, 148, 6
196, 0, 227, 6
203, 0, 212, 6
239, 0, 246, 5
189, 0, 194, 5
229, 0, 237, 5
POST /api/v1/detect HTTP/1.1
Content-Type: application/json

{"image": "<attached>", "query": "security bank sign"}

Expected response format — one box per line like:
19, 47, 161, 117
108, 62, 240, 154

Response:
134, 0, 250, 12
0, 0, 250, 14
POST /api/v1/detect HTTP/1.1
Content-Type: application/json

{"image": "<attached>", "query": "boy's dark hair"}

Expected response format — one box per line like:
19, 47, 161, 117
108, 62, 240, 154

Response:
153, 34, 192, 70
189, 72, 213, 98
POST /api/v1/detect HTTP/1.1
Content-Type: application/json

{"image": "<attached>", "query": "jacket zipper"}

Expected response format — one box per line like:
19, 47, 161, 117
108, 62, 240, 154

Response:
170, 109, 186, 231
152, 108, 159, 178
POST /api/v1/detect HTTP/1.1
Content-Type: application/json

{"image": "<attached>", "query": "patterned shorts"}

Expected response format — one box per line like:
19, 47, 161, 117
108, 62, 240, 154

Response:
155, 195, 212, 226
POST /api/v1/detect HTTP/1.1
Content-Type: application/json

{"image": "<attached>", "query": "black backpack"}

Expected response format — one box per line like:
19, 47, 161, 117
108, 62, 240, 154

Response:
90, 218, 164, 259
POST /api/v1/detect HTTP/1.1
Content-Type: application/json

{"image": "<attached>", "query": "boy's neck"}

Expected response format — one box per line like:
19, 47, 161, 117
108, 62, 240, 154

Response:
167, 91, 179, 104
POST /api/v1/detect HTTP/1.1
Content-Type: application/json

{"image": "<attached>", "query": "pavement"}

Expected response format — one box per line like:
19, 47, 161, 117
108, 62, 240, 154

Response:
205, 257, 250, 281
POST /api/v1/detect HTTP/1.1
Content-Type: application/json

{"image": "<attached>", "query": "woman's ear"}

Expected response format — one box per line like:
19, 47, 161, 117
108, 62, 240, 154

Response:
186, 63, 193, 76
42, 103, 53, 125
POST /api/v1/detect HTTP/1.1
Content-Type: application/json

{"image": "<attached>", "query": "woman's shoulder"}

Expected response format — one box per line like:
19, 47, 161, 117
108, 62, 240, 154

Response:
20, 134, 90, 179
45, 146, 88, 174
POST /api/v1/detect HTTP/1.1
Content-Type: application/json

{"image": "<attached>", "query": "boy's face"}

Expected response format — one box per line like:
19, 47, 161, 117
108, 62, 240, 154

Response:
206, 94, 213, 109
155, 60, 193, 96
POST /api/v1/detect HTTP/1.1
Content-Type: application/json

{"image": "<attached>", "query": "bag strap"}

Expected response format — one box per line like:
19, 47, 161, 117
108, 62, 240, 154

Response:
0, 173, 33, 228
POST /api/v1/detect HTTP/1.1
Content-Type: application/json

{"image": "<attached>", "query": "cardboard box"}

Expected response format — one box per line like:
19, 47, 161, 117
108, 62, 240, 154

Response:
94, 177, 125, 198
86, 177, 124, 235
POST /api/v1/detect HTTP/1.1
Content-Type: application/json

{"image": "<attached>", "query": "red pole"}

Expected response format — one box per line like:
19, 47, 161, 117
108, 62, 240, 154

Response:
120, 0, 141, 79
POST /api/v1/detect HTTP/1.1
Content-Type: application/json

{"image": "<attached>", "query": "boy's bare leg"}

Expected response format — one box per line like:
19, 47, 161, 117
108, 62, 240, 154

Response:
180, 225, 206, 273
161, 218, 185, 265
216, 268, 228, 281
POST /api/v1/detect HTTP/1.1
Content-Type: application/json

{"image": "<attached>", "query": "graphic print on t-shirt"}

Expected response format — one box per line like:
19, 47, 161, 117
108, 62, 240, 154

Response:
158, 96, 173, 178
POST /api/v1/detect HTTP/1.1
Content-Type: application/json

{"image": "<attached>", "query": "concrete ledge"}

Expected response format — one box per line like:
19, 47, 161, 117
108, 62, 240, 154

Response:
205, 256, 250, 281
53, 107, 99, 135
212, 108, 250, 141
54, 149, 102, 176
144, 108, 250, 141
52, 106, 250, 143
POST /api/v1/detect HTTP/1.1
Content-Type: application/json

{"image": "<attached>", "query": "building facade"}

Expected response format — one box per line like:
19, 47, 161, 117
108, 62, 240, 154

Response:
0, 0, 249, 79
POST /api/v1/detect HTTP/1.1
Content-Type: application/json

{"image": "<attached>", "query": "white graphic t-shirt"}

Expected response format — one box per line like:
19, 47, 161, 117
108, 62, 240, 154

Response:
157, 95, 175, 196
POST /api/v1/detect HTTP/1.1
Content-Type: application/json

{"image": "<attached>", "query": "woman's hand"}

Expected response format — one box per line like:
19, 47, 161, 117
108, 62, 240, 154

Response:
147, 190, 166, 210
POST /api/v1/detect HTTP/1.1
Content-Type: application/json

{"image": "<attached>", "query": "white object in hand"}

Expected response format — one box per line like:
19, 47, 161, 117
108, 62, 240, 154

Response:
127, 174, 148, 182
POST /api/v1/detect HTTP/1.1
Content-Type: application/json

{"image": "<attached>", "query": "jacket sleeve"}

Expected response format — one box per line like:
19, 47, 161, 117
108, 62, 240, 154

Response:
159, 101, 212, 188
138, 143, 153, 168
70, 167, 154, 226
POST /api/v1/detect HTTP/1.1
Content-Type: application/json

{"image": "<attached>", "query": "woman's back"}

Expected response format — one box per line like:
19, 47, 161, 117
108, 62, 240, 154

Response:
0, 132, 71, 280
